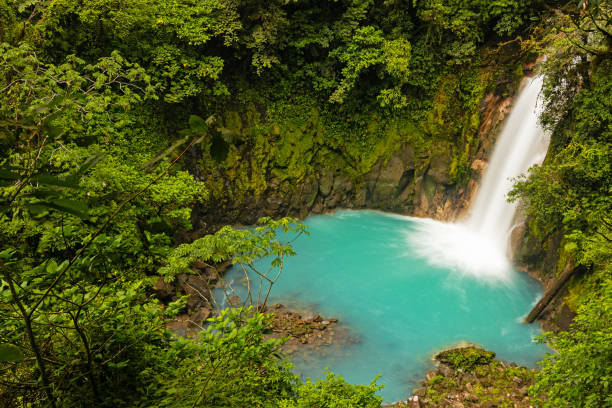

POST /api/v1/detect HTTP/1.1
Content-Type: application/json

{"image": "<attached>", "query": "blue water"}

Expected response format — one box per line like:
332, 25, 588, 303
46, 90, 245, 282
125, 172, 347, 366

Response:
219, 210, 547, 402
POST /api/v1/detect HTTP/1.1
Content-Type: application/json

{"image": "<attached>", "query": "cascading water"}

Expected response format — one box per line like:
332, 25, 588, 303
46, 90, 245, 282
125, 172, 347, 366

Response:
465, 76, 550, 246
408, 76, 551, 281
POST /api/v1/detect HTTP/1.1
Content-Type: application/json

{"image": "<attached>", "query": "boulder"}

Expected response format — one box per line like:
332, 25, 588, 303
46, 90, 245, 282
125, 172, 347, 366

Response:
183, 274, 208, 299
333, 174, 352, 193
311, 201, 324, 214
427, 150, 453, 185
190, 308, 211, 325
326, 191, 341, 208
167, 314, 191, 337
301, 175, 319, 209
266, 194, 283, 210
228, 295, 242, 306
153, 276, 175, 300
318, 170, 334, 197
354, 186, 367, 207
378, 154, 406, 185
470, 159, 488, 174
364, 153, 407, 208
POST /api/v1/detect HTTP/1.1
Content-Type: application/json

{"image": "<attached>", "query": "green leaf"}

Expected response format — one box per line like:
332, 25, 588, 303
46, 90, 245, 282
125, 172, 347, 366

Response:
140, 137, 188, 170
0, 344, 24, 363
31, 174, 80, 189
50, 199, 90, 219
42, 120, 64, 139
24, 203, 50, 217
26, 199, 90, 219
210, 132, 230, 162
188, 115, 207, 133
75, 154, 104, 178
0, 169, 21, 181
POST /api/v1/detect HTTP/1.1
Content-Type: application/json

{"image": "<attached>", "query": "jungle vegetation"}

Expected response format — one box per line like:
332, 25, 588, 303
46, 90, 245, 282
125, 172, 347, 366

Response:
0, 0, 609, 407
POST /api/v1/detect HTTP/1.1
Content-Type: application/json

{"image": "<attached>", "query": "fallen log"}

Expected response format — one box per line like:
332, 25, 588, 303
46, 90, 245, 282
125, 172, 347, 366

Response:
525, 261, 578, 324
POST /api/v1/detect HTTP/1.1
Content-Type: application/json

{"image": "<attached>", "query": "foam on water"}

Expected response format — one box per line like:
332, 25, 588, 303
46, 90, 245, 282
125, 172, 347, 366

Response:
406, 218, 512, 282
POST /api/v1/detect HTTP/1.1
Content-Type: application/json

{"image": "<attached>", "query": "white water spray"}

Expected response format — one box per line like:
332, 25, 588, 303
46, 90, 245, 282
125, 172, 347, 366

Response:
408, 76, 551, 281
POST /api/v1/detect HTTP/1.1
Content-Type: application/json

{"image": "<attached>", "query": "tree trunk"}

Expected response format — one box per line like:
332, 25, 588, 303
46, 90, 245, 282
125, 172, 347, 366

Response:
525, 261, 577, 324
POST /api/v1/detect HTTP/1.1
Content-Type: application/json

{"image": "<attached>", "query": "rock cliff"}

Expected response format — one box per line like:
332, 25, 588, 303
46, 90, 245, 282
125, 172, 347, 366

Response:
195, 86, 521, 232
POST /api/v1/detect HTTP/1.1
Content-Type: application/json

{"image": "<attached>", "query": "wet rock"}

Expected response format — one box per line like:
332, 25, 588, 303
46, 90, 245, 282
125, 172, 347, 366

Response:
191, 260, 208, 271
191, 308, 211, 325
354, 187, 367, 207
333, 174, 352, 194
415, 346, 537, 407
166, 316, 190, 337
264, 304, 351, 356
427, 149, 453, 185
366, 153, 407, 207
311, 201, 324, 214
438, 364, 453, 377
470, 159, 488, 173
326, 191, 341, 208
153, 276, 175, 300
301, 175, 319, 209
228, 295, 242, 306
381, 154, 407, 184
319, 170, 334, 197
266, 195, 283, 210
183, 274, 208, 297
268, 177, 282, 189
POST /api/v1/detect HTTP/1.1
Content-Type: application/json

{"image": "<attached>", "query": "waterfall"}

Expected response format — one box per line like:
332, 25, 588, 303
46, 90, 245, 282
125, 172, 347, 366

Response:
407, 76, 551, 281
465, 76, 550, 250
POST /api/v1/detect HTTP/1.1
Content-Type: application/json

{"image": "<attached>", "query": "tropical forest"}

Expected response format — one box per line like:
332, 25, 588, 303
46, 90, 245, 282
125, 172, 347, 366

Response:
0, 0, 610, 407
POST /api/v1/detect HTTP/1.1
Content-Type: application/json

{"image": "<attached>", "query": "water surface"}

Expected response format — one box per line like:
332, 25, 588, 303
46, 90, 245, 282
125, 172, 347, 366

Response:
220, 210, 547, 402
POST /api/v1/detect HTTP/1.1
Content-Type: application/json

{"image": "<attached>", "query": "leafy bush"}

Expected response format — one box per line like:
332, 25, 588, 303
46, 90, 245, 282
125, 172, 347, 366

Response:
531, 277, 612, 408
280, 372, 383, 408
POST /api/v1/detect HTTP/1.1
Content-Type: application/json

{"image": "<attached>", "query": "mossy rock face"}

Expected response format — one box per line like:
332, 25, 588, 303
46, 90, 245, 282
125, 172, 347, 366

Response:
435, 346, 496, 372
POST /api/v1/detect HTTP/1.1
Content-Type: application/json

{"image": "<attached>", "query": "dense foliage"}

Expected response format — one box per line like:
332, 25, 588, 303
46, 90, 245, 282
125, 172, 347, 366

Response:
531, 280, 612, 408
0, 0, 609, 407
0, 0, 544, 214
509, 2, 611, 407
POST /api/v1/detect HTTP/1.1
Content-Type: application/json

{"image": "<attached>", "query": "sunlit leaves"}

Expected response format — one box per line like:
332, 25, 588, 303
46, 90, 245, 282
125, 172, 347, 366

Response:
159, 217, 307, 279
0, 43, 153, 153
279, 371, 383, 408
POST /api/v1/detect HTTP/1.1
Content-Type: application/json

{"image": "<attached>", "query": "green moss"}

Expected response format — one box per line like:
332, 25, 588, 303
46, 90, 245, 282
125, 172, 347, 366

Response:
435, 346, 496, 372
426, 388, 443, 404
424, 351, 536, 407
200, 51, 524, 210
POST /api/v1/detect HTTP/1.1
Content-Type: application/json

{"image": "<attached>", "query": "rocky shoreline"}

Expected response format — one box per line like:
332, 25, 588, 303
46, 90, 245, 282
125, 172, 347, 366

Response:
194, 68, 525, 234
264, 303, 359, 358
157, 267, 544, 408
389, 346, 537, 408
